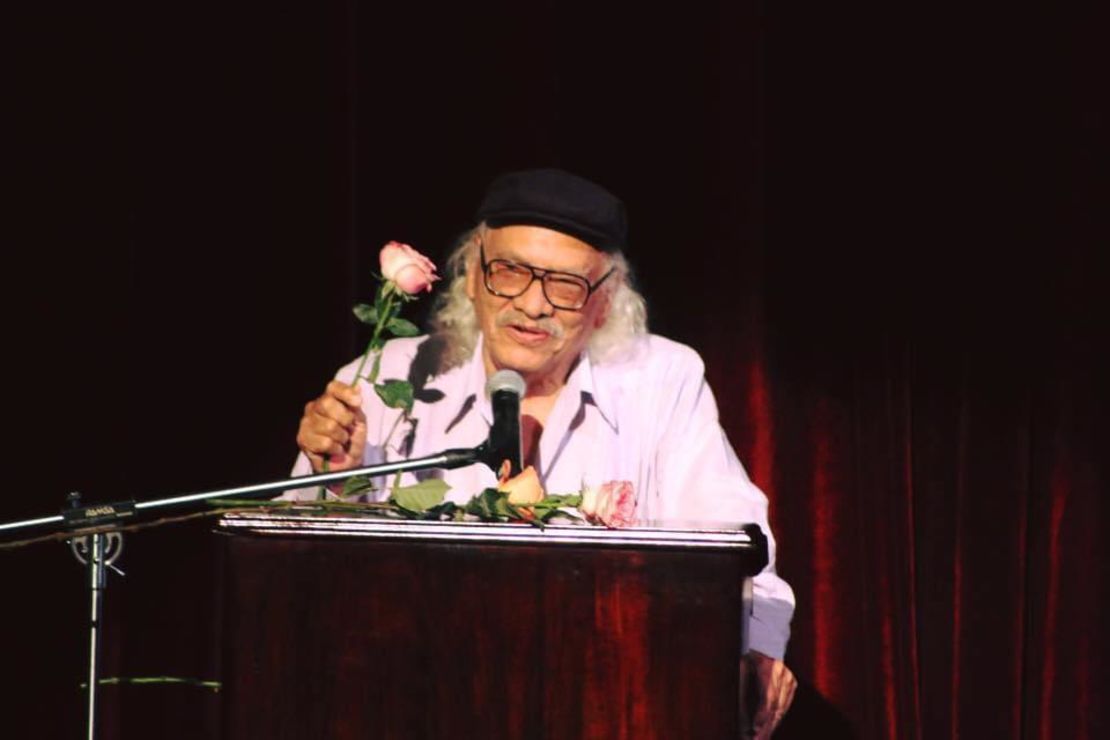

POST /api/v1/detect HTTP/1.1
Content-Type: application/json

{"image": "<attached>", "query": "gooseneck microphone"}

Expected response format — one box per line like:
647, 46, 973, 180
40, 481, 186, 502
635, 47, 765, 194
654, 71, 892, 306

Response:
413, 369, 526, 475
478, 369, 526, 477
417, 368, 528, 474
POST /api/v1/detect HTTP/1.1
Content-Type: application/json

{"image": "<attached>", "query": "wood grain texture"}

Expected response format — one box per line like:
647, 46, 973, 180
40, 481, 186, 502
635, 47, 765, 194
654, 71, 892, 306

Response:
219, 530, 756, 739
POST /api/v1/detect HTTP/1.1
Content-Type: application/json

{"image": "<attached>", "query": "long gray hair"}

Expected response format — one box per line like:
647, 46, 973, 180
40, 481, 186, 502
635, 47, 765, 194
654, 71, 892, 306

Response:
429, 224, 648, 370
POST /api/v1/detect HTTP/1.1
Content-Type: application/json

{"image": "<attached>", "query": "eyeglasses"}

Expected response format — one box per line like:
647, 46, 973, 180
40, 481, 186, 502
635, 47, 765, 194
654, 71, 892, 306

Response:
479, 242, 614, 311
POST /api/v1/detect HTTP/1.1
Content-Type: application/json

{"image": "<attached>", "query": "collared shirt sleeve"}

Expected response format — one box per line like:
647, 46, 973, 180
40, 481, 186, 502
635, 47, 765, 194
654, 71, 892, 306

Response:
650, 343, 795, 659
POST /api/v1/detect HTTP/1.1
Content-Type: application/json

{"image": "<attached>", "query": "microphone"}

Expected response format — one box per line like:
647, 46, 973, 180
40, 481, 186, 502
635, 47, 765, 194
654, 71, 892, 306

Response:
477, 369, 526, 477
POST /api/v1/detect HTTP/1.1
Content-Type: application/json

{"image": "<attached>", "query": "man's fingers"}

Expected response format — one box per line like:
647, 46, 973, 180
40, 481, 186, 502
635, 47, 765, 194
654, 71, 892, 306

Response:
314, 394, 356, 428
296, 381, 367, 474
300, 387, 365, 444
315, 413, 353, 445
752, 702, 775, 740
326, 380, 363, 409
751, 682, 776, 739
757, 662, 797, 737
304, 450, 326, 472
745, 652, 796, 738
298, 411, 351, 448
750, 667, 775, 736
774, 668, 797, 727
348, 411, 368, 454
298, 428, 347, 458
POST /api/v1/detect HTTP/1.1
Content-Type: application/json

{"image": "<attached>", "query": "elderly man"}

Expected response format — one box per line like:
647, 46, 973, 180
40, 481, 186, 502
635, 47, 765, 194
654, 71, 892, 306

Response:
293, 168, 797, 736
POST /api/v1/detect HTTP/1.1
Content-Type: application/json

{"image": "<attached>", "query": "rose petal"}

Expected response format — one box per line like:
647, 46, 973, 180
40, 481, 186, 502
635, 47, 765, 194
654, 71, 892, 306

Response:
499, 465, 544, 505
378, 241, 439, 294
583, 480, 637, 528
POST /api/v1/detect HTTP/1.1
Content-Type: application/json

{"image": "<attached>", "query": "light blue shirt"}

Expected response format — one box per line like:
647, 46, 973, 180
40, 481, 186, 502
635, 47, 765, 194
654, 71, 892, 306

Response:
290, 333, 795, 658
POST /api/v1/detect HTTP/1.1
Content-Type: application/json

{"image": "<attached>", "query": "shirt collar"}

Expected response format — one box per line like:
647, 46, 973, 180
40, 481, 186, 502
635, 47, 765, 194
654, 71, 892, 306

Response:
567, 349, 619, 433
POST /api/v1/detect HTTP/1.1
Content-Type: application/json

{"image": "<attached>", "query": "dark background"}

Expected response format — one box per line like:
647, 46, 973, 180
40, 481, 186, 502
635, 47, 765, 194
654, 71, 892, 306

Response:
4, 1, 1106, 737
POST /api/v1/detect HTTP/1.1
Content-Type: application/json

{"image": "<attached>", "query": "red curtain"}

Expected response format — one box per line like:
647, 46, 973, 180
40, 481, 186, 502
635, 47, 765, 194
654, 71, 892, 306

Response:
702, 311, 1106, 738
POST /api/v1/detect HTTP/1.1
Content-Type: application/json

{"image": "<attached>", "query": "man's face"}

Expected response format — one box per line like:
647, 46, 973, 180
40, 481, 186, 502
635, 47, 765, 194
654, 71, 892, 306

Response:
467, 225, 612, 391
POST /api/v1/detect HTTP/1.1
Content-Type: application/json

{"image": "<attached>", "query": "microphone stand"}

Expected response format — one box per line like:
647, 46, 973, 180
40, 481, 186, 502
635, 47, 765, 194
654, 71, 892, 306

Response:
0, 442, 501, 740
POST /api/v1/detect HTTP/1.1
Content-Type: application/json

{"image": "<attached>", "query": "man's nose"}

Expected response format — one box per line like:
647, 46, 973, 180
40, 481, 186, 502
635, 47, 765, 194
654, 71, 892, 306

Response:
513, 277, 554, 318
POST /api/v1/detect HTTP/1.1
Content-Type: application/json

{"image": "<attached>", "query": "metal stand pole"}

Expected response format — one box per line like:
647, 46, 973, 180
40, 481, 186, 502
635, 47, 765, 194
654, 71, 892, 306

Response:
0, 448, 494, 737
1, 445, 486, 536
86, 533, 103, 740
70, 528, 123, 740
0, 437, 511, 738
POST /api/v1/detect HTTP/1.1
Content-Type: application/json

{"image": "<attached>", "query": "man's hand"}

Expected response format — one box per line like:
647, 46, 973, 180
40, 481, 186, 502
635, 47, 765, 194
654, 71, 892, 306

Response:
296, 381, 367, 473
744, 650, 797, 739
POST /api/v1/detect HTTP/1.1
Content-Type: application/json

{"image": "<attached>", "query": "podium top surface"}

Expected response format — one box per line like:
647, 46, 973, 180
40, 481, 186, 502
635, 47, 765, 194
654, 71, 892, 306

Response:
217, 510, 762, 552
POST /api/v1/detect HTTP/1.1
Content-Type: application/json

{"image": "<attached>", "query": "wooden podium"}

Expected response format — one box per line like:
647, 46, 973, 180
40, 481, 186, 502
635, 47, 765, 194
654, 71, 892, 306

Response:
216, 512, 768, 739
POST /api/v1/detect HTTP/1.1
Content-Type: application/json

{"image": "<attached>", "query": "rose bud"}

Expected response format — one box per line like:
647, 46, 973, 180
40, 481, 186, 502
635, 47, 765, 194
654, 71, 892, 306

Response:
581, 480, 637, 528
379, 241, 440, 294
498, 465, 545, 506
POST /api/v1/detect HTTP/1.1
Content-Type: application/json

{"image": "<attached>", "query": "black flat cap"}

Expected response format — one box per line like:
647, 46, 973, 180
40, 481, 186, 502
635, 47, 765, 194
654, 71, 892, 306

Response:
475, 168, 627, 253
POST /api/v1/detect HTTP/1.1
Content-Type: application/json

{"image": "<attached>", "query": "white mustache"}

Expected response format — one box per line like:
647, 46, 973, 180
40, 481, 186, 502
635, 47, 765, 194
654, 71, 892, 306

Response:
496, 310, 565, 339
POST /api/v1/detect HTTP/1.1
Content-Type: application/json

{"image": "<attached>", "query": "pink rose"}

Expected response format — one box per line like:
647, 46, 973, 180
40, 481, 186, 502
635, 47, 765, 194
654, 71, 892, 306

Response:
379, 241, 439, 294
580, 480, 637, 528
498, 465, 545, 507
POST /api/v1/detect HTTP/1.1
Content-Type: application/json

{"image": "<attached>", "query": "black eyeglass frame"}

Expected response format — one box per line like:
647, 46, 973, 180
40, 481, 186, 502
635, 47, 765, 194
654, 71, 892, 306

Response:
478, 241, 615, 311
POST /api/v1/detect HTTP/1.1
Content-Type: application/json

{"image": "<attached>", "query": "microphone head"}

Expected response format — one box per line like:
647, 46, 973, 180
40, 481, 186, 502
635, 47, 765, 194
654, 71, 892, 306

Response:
486, 369, 526, 398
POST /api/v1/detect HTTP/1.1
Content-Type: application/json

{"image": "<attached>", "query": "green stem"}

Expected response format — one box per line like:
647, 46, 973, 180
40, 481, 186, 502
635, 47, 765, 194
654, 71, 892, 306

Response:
321, 285, 398, 501
353, 285, 397, 386
80, 676, 222, 692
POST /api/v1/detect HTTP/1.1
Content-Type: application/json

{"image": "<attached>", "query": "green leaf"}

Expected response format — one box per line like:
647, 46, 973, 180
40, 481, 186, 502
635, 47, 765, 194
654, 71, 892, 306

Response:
387, 317, 420, 337
353, 304, 379, 326
390, 501, 459, 521
424, 501, 461, 520
464, 488, 516, 521
374, 380, 414, 413
390, 478, 450, 513
537, 493, 583, 508
342, 475, 376, 498
535, 506, 582, 524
